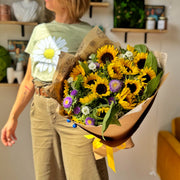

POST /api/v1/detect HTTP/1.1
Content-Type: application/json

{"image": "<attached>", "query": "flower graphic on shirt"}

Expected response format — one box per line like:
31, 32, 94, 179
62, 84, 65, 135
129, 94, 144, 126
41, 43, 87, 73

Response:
32, 36, 68, 73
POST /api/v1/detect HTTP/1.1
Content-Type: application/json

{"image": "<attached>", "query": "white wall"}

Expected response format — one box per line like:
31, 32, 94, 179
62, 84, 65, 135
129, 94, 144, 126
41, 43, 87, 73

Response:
0, 0, 180, 180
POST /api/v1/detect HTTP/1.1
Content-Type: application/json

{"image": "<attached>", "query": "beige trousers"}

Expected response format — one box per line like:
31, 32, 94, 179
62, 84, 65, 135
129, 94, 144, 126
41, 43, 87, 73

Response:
30, 94, 108, 180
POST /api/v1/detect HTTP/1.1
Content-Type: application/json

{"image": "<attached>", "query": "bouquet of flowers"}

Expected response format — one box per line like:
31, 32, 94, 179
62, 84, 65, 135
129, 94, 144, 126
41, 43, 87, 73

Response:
47, 26, 167, 147
62, 43, 164, 136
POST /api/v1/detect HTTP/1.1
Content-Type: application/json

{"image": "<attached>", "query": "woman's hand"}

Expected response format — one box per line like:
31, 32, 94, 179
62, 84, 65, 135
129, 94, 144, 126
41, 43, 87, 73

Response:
1, 118, 18, 147
1, 58, 34, 147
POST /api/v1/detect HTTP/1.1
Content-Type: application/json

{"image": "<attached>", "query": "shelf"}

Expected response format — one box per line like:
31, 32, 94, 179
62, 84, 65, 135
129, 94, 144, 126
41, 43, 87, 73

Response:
90, 2, 109, 7
0, 21, 38, 36
0, 21, 38, 26
89, 2, 109, 18
111, 28, 167, 43
0, 83, 19, 87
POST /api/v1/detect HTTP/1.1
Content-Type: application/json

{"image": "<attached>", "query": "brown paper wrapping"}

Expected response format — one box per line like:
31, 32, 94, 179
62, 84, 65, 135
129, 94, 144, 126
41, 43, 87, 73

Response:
46, 26, 168, 154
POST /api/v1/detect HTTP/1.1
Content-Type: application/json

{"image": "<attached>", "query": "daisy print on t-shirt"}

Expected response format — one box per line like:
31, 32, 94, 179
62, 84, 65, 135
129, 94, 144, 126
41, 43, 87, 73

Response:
32, 36, 68, 73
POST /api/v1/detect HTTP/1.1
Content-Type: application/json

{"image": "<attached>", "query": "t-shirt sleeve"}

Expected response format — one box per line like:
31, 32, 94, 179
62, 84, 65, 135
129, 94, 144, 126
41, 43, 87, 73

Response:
24, 26, 38, 55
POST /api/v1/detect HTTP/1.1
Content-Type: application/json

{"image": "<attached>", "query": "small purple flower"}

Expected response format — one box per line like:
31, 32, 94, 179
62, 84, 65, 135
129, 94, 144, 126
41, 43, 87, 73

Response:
74, 106, 81, 114
109, 80, 123, 93
85, 117, 95, 125
70, 89, 78, 96
63, 97, 73, 108
95, 62, 100, 68
108, 97, 115, 105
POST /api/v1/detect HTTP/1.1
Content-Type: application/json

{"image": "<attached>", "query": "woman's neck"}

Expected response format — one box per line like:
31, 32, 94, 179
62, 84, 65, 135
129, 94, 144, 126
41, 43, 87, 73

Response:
55, 13, 79, 24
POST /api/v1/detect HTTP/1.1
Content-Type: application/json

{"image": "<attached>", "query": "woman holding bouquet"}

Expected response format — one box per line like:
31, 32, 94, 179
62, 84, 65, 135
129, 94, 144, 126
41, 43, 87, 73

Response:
1, 0, 108, 179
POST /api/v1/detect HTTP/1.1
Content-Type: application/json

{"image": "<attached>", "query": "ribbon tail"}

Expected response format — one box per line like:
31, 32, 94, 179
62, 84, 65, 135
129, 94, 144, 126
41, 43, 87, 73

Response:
106, 146, 116, 173
84, 134, 95, 139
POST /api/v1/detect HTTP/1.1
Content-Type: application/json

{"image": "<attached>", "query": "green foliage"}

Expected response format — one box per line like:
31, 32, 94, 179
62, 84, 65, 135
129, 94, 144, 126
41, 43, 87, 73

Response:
102, 102, 120, 135
143, 70, 163, 98
79, 61, 90, 74
0, 46, 11, 81
134, 44, 148, 53
144, 51, 158, 74
114, 0, 145, 28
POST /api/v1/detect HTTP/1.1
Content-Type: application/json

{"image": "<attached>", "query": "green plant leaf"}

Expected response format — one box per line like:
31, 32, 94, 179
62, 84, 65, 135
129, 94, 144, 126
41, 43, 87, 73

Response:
134, 44, 147, 53
102, 102, 119, 135
110, 118, 121, 126
78, 61, 90, 74
144, 51, 158, 74
74, 75, 84, 90
144, 70, 163, 98
89, 53, 96, 61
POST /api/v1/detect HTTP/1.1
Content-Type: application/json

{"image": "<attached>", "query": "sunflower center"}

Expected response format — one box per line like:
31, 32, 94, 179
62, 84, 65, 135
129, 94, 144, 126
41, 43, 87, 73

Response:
127, 83, 137, 93
112, 67, 119, 74
88, 80, 95, 85
99, 112, 106, 118
96, 84, 107, 94
142, 74, 151, 83
124, 97, 129, 102
101, 53, 114, 63
44, 49, 55, 59
137, 59, 146, 69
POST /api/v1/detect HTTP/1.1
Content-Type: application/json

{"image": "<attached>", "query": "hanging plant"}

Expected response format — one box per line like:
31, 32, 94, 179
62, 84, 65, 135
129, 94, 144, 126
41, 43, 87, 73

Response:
114, 0, 146, 28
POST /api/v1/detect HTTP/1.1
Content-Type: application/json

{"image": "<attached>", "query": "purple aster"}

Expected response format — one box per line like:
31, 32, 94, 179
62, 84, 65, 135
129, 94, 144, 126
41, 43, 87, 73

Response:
85, 117, 95, 125
109, 80, 123, 93
95, 62, 100, 68
63, 97, 73, 108
70, 89, 78, 96
108, 97, 115, 105
73, 106, 81, 114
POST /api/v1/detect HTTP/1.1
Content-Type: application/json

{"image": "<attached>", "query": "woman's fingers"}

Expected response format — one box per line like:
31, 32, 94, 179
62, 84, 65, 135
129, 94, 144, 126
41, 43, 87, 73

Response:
1, 128, 8, 146
6, 128, 16, 146
1, 126, 17, 146
12, 132, 17, 141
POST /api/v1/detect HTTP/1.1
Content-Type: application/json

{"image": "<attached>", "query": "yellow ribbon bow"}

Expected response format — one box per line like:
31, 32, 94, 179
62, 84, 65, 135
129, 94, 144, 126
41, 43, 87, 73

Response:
84, 135, 126, 172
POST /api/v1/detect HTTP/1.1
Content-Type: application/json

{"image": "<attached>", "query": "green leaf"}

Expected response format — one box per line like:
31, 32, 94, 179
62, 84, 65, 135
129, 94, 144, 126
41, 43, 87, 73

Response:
74, 75, 83, 90
134, 44, 147, 53
102, 102, 119, 135
78, 61, 90, 74
144, 70, 163, 98
110, 118, 121, 126
144, 51, 158, 74
89, 54, 96, 61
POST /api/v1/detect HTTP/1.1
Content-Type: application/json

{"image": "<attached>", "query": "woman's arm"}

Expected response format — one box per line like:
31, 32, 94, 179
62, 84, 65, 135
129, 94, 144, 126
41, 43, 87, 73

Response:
1, 58, 34, 147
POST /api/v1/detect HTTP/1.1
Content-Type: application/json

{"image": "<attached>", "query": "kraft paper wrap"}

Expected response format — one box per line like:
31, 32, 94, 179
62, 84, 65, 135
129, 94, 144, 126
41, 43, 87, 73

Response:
46, 26, 168, 152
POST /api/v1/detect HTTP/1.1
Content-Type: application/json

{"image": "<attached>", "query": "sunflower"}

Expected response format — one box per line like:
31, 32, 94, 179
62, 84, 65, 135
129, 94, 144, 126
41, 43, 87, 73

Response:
107, 62, 123, 79
124, 79, 142, 95
79, 93, 97, 104
72, 116, 85, 125
96, 45, 118, 64
83, 73, 99, 89
116, 88, 136, 110
134, 52, 148, 70
70, 64, 85, 80
96, 107, 110, 118
91, 77, 110, 98
121, 59, 139, 75
63, 80, 69, 97
138, 67, 156, 86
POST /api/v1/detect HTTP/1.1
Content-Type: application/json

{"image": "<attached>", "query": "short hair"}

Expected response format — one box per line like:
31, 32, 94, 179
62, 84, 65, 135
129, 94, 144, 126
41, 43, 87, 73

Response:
63, 0, 90, 20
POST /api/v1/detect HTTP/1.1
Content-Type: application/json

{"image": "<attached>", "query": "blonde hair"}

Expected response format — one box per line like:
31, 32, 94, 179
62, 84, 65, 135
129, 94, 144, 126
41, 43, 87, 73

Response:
63, 0, 90, 21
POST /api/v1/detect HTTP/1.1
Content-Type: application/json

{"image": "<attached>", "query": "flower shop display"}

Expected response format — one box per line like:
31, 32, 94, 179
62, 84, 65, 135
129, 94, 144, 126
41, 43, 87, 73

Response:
46, 26, 167, 148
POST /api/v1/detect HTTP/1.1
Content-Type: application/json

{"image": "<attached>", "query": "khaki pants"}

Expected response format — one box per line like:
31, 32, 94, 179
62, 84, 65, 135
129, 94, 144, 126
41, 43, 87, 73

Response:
30, 94, 108, 180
